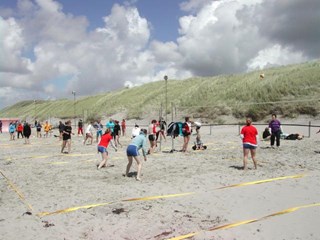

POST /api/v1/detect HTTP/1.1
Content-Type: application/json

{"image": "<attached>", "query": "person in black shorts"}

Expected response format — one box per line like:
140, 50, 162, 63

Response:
113, 120, 122, 147
148, 119, 157, 154
61, 120, 73, 154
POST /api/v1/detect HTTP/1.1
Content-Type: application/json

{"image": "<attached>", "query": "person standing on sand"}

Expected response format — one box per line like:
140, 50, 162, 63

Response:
95, 120, 103, 143
44, 121, 51, 138
121, 119, 126, 136
113, 120, 122, 147
124, 129, 148, 181
148, 119, 157, 154
83, 121, 94, 145
97, 129, 117, 169
78, 119, 83, 136
131, 124, 140, 138
17, 122, 24, 139
58, 121, 65, 140
106, 118, 115, 135
0, 120, 2, 133
269, 114, 282, 148
36, 121, 42, 138
9, 122, 16, 140
240, 118, 258, 170
156, 117, 166, 141
181, 117, 192, 152
23, 122, 32, 144
61, 120, 73, 154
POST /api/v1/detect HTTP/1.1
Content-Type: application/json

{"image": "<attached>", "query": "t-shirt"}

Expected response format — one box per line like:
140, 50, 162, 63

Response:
132, 127, 140, 138
98, 133, 113, 148
269, 119, 281, 133
182, 122, 192, 134
114, 124, 121, 136
63, 125, 72, 140
241, 125, 258, 146
148, 124, 156, 135
106, 121, 115, 132
85, 124, 93, 134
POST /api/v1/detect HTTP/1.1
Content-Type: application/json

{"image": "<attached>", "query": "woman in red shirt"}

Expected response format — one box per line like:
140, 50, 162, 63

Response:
240, 118, 258, 170
97, 129, 117, 169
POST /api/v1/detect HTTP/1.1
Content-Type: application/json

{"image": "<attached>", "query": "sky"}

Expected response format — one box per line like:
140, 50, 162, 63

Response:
0, 0, 319, 109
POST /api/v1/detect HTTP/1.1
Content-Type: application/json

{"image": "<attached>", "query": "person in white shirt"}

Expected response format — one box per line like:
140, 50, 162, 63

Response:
83, 121, 94, 145
131, 124, 141, 138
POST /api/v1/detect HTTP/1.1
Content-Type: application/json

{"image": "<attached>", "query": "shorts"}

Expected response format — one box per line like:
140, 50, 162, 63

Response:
243, 143, 257, 149
96, 130, 102, 137
127, 145, 139, 156
98, 146, 108, 154
148, 134, 155, 141
63, 135, 71, 141
86, 133, 92, 137
183, 132, 191, 137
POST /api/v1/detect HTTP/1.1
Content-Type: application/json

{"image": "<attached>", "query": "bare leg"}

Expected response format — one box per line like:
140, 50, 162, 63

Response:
61, 140, 66, 153
243, 148, 249, 170
250, 149, 257, 169
148, 139, 156, 154
125, 156, 133, 176
134, 156, 142, 181
98, 152, 108, 169
67, 140, 71, 153
182, 136, 190, 152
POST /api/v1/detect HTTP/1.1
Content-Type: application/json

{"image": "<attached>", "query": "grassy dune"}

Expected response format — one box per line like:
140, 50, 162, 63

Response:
1, 60, 319, 122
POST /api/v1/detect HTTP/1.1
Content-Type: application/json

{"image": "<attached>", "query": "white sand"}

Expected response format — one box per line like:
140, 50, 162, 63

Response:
0, 118, 320, 240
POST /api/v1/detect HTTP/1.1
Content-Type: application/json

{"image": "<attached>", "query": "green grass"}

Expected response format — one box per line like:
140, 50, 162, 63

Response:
1, 60, 319, 122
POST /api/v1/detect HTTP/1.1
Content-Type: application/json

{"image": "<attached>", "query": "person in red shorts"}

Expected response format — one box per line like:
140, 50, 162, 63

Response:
97, 128, 117, 169
240, 118, 258, 170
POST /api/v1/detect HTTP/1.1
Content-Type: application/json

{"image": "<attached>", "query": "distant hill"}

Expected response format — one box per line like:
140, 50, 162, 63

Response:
0, 60, 319, 122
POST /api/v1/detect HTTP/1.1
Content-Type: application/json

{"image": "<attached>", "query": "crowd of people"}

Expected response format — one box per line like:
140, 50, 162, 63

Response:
2, 114, 319, 180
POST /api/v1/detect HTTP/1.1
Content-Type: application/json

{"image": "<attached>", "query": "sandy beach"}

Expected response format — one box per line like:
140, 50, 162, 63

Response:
1, 117, 320, 240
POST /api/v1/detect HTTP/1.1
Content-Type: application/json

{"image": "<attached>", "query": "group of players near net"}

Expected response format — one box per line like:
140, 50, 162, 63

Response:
22, 113, 311, 181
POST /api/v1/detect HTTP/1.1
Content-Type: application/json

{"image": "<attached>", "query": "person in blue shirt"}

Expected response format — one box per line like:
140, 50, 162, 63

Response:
106, 118, 115, 135
124, 129, 148, 181
9, 122, 16, 140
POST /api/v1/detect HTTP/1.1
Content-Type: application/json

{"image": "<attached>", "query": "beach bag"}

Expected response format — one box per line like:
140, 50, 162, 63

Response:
167, 122, 182, 138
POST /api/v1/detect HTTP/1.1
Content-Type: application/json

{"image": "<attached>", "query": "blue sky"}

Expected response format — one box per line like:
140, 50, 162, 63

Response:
57, 0, 184, 42
0, 0, 319, 109
1, 0, 183, 42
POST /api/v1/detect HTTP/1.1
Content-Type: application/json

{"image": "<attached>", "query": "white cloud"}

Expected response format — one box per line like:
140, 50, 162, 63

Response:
247, 44, 308, 70
0, 17, 31, 74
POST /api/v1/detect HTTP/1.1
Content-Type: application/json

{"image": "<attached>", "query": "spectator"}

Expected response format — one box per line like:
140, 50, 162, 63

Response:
269, 114, 282, 148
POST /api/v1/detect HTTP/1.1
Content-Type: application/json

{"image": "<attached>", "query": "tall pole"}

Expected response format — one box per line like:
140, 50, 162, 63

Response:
72, 91, 76, 128
164, 75, 168, 124
34, 100, 36, 123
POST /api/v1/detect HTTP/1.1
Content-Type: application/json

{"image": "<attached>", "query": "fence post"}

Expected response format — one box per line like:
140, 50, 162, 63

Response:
238, 122, 241, 135
309, 121, 311, 138
210, 125, 212, 135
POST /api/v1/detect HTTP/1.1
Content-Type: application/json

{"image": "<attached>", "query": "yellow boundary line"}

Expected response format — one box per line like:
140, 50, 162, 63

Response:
169, 203, 320, 240
216, 174, 304, 189
37, 192, 195, 217
36, 174, 304, 217
0, 169, 34, 212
